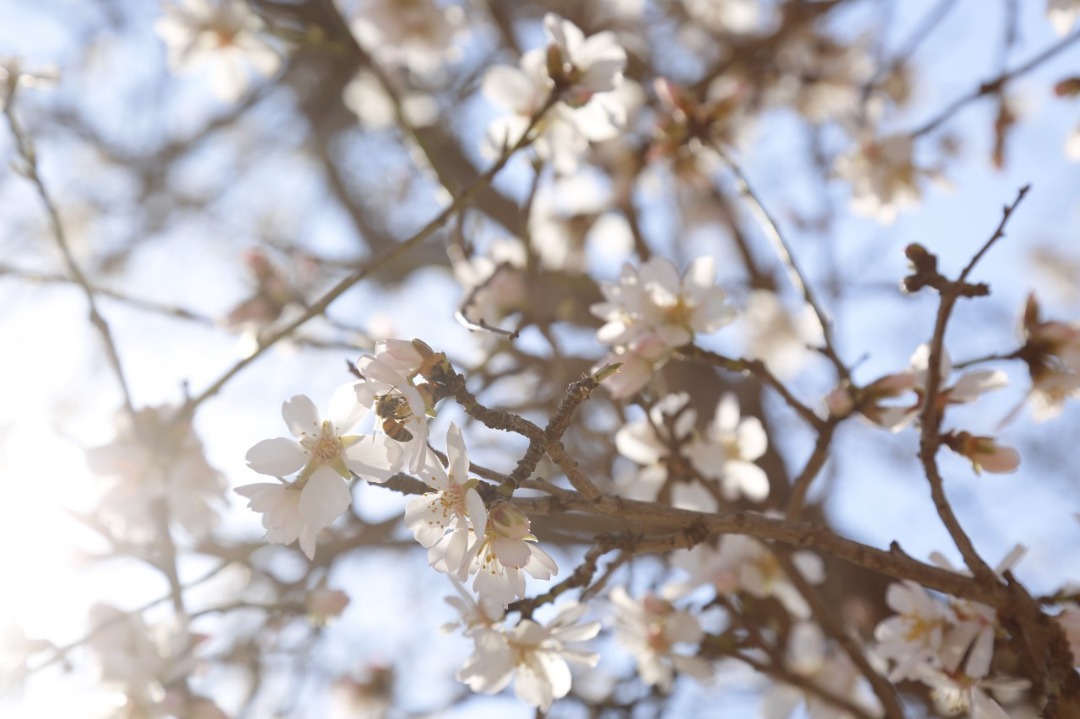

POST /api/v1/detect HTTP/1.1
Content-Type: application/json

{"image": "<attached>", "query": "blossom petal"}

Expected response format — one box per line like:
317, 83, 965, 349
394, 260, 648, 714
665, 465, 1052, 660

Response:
282, 395, 320, 438
298, 466, 352, 530
246, 437, 307, 476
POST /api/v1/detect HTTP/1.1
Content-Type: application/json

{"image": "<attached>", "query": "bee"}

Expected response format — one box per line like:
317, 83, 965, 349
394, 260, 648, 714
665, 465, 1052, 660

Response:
374, 393, 415, 442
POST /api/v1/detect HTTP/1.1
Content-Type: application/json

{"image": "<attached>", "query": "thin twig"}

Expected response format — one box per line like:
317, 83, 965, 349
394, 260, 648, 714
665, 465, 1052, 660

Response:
917, 186, 1030, 585
711, 142, 849, 382
911, 30, 1080, 137
4, 91, 136, 418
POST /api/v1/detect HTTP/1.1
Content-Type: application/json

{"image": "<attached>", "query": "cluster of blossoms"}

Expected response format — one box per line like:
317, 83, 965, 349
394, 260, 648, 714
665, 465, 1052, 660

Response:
86, 604, 226, 719
87, 405, 227, 543
873, 549, 1033, 718
763, 621, 882, 719
614, 392, 769, 511
827, 343, 1019, 474
481, 14, 628, 174
592, 256, 735, 398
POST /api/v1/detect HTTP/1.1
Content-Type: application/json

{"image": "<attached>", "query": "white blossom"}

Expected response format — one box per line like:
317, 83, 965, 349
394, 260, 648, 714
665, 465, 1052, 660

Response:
457, 603, 600, 711
688, 393, 770, 502
671, 536, 824, 618
608, 586, 713, 691
349, 0, 463, 75
834, 134, 936, 223
458, 503, 558, 608
1048, 0, 1080, 35
404, 423, 487, 577
86, 405, 227, 543
156, 0, 281, 101
238, 386, 397, 559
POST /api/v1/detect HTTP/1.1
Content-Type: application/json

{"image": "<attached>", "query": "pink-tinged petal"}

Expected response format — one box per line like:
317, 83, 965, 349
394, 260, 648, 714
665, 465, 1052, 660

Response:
236, 482, 286, 510
282, 395, 320, 438
328, 382, 367, 433
482, 64, 535, 111
493, 537, 531, 568
964, 625, 995, 679
951, 369, 1009, 403
344, 435, 398, 482
438, 525, 470, 572
446, 423, 469, 481
246, 438, 307, 476
544, 13, 584, 60
404, 495, 446, 548
534, 651, 572, 706
465, 489, 488, 544
525, 545, 558, 579
298, 466, 352, 530
297, 526, 318, 560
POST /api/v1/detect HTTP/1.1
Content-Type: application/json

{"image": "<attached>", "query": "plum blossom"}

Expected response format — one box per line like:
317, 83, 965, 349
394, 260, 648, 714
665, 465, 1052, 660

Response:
237, 385, 397, 559
762, 621, 883, 719
608, 586, 713, 691
592, 256, 734, 397
156, 0, 281, 102
834, 134, 938, 223
614, 393, 718, 510
670, 535, 824, 618
456, 603, 600, 711
1018, 293, 1080, 420
481, 14, 627, 174
874, 581, 955, 681
404, 423, 487, 577
688, 393, 770, 502
873, 549, 1033, 716
87, 404, 228, 543
349, 0, 463, 75
458, 502, 558, 608
742, 290, 824, 378
871, 344, 1008, 432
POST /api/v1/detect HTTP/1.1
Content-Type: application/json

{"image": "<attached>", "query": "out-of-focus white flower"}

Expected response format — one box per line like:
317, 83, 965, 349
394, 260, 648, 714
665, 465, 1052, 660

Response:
1019, 293, 1080, 420
592, 256, 734, 396
155, 0, 281, 102
595, 331, 673, 399
609, 586, 713, 691
680, 0, 762, 34
543, 13, 626, 105
742, 290, 823, 378
670, 536, 824, 618
457, 603, 600, 711
614, 393, 718, 509
480, 15, 627, 174
594, 256, 733, 349
238, 385, 398, 559
689, 393, 770, 502
86, 605, 206, 713
456, 503, 558, 608
404, 423, 487, 576
350, 0, 463, 75
834, 134, 937, 223
86, 405, 227, 543
763, 621, 883, 719
766, 32, 881, 124
1048, 0, 1080, 35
